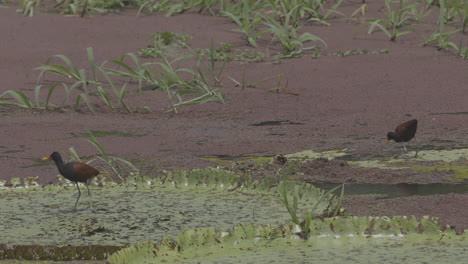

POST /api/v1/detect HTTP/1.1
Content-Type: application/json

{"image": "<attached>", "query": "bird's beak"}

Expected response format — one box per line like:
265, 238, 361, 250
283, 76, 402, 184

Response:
42, 156, 50, 160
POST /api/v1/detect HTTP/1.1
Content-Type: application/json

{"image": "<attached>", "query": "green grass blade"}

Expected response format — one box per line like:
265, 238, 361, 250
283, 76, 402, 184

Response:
35, 65, 76, 79
0, 90, 33, 108
96, 86, 113, 108
79, 69, 88, 92
309, 184, 344, 216
54, 54, 80, 77
75, 93, 95, 113
34, 85, 42, 108
118, 83, 132, 113
86, 47, 97, 82
45, 83, 59, 109
68, 146, 81, 162
108, 59, 138, 76
35, 57, 52, 85
86, 131, 107, 158
332, 184, 345, 217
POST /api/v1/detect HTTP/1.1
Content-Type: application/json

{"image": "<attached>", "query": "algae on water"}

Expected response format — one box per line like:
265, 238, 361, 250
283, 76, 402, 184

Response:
350, 148, 468, 180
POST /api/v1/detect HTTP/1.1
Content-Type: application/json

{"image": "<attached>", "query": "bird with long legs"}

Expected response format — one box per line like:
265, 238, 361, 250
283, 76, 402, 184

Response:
43, 152, 99, 212
386, 119, 418, 154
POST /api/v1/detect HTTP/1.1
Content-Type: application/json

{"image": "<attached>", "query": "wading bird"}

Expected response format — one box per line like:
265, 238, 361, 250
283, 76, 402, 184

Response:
43, 152, 99, 212
386, 119, 418, 152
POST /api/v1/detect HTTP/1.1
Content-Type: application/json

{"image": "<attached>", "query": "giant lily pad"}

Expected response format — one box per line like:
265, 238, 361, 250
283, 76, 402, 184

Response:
108, 216, 467, 264
0, 168, 339, 260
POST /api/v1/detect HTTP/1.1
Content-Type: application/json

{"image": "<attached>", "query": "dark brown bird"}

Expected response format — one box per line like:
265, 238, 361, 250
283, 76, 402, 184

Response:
43, 152, 99, 212
386, 119, 418, 151
273, 154, 287, 165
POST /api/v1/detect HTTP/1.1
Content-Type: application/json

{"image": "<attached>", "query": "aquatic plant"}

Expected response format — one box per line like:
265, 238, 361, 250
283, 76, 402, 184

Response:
0, 47, 224, 113
108, 216, 467, 264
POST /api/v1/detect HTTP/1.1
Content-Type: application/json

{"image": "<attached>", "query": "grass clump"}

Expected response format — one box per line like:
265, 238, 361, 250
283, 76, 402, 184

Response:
422, 0, 468, 59
139, 32, 192, 58
221, 0, 267, 47
0, 47, 224, 113
277, 162, 345, 238
366, 0, 418, 41
262, 5, 327, 57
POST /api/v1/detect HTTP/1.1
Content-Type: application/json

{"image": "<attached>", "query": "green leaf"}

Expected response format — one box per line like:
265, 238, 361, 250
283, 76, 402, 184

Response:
45, 84, 58, 109
0, 90, 33, 108
75, 93, 94, 113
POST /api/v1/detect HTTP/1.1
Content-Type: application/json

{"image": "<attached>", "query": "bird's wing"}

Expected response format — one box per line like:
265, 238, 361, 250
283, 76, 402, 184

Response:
73, 162, 100, 182
395, 119, 418, 139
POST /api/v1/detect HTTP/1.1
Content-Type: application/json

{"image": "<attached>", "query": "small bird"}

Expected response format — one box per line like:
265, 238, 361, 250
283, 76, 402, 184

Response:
43, 152, 99, 212
273, 154, 287, 165
386, 119, 418, 152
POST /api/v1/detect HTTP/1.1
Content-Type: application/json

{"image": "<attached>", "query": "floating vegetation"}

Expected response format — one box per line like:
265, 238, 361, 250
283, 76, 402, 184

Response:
0, 168, 340, 255
285, 149, 349, 160
0, 244, 121, 261
332, 48, 390, 57
108, 217, 467, 264
193, 44, 267, 63
202, 149, 349, 165
140, 36, 266, 63
202, 154, 272, 164
351, 148, 468, 180
139, 32, 192, 58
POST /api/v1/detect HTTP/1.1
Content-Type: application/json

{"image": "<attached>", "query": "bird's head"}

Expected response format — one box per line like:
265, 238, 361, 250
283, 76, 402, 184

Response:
42, 152, 61, 162
386, 132, 395, 143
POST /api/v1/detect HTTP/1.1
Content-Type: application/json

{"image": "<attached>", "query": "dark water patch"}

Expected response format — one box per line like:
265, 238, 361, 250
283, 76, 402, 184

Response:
267, 133, 286, 136
141, 84, 160, 91
430, 112, 468, 115
249, 120, 303, 126
354, 121, 368, 126
71, 130, 145, 138
337, 153, 384, 161
203, 153, 270, 162
2, 149, 25, 154
310, 182, 468, 198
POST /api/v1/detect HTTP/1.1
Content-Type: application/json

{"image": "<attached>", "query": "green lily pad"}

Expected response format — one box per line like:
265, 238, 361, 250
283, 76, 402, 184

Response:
108, 217, 467, 264
0, 169, 338, 250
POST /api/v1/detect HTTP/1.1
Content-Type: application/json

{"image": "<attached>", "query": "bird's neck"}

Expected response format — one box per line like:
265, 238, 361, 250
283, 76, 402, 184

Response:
53, 156, 66, 171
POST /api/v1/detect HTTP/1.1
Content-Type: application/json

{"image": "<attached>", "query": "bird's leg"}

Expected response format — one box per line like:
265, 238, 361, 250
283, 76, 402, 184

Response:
86, 184, 93, 211
414, 137, 420, 158
74, 183, 81, 212
403, 143, 408, 152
